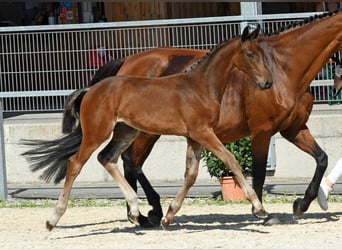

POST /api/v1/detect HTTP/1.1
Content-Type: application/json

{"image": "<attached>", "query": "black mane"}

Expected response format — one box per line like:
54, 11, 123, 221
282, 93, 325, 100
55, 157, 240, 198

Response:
267, 8, 341, 36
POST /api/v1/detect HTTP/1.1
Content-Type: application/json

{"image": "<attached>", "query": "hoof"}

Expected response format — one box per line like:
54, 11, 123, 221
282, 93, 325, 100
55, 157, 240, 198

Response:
252, 207, 269, 219
128, 212, 139, 225
46, 221, 54, 231
127, 213, 135, 224
136, 213, 154, 228
129, 212, 160, 228
161, 217, 170, 230
148, 210, 162, 227
293, 198, 304, 218
262, 214, 281, 226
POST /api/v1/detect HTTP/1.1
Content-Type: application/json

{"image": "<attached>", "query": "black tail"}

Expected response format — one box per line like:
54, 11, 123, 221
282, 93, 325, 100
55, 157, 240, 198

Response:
62, 58, 124, 134
89, 58, 124, 86
62, 88, 88, 134
21, 126, 82, 184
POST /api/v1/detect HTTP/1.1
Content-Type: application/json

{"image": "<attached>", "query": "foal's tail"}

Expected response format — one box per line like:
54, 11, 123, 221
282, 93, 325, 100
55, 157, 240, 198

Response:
21, 57, 125, 184
62, 58, 124, 134
21, 126, 82, 184
62, 88, 88, 134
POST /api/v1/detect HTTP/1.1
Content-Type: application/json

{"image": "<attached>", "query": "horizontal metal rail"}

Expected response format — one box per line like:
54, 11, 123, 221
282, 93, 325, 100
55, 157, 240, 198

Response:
0, 90, 73, 98
0, 12, 321, 33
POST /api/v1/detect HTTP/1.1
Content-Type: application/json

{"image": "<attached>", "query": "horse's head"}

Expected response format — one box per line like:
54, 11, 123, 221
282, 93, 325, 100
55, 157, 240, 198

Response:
237, 25, 273, 90
331, 65, 342, 98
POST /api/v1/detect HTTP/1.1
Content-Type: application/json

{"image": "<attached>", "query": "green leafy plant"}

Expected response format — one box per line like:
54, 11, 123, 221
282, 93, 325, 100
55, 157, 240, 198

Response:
202, 136, 252, 178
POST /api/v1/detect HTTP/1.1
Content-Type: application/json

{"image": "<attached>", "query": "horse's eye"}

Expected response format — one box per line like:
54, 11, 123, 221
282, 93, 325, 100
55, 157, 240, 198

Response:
247, 52, 254, 59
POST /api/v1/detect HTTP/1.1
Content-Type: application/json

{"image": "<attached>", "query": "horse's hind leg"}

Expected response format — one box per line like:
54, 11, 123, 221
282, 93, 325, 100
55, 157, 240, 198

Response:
122, 132, 163, 227
161, 138, 203, 229
46, 142, 99, 231
280, 127, 327, 217
97, 122, 141, 224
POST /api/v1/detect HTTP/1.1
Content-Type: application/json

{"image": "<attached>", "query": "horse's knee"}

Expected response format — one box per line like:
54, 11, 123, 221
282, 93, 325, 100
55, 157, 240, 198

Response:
314, 142, 328, 169
184, 164, 198, 184
317, 151, 328, 170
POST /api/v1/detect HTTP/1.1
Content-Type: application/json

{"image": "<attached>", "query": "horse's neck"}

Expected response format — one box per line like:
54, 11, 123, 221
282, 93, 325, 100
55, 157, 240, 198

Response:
189, 40, 238, 93
263, 11, 342, 94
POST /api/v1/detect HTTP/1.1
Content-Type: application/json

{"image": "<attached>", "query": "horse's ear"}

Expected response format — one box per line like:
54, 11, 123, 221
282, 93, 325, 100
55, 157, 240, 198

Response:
250, 24, 261, 39
241, 26, 250, 42
241, 24, 261, 42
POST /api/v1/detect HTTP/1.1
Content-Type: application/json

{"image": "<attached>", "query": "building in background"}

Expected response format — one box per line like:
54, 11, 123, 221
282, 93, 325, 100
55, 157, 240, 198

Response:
0, 2, 333, 27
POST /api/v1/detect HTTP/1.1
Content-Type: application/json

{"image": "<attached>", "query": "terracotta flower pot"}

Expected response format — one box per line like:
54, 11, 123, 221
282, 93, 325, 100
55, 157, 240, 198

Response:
219, 176, 246, 201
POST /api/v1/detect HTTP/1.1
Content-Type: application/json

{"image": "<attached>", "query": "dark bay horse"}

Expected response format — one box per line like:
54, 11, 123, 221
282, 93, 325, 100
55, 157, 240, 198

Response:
22, 26, 273, 231
67, 9, 342, 228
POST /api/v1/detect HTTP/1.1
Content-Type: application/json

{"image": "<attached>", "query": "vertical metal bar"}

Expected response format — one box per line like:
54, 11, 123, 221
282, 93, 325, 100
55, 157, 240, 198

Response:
0, 99, 8, 200
81, 31, 87, 86
138, 28, 142, 51
267, 136, 276, 171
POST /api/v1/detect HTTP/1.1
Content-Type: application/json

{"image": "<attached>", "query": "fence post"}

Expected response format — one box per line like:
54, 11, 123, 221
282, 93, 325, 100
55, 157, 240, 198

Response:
0, 99, 8, 200
240, 2, 263, 33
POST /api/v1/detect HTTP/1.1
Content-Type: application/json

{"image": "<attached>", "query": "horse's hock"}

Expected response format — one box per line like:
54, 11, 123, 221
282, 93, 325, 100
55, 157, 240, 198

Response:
4, 104, 342, 184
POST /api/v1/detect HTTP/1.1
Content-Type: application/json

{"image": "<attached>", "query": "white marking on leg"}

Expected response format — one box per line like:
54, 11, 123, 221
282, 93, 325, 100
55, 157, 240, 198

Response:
105, 163, 139, 219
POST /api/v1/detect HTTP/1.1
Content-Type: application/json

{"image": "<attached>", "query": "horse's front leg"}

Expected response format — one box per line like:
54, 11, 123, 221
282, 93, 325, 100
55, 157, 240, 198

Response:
122, 132, 163, 227
251, 133, 285, 225
196, 129, 268, 219
280, 127, 328, 217
161, 138, 203, 229
250, 134, 271, 203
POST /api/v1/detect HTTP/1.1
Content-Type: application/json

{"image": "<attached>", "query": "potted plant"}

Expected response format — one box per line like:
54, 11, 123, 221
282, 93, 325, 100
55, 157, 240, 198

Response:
201, 136, 252, 201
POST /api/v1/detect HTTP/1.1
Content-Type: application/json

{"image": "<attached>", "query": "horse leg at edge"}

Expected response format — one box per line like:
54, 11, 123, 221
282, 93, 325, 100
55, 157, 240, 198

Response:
250, 134, 271, 202
251, 134, 282, 225
121, 133, 163, 227
281, 128, 327, 217
122, 164, 163, 227
137, 167, 163, 226
194, 129, 268, 219
46, 145, 97, 230
98, 123, 141, 224
161, 138, 203, 229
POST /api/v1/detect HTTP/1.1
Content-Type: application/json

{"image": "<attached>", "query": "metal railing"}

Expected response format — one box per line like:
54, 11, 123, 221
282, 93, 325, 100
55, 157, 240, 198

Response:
0, 12, 341, 114
1, 12, 341, 199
